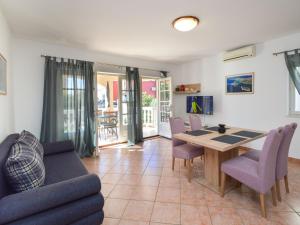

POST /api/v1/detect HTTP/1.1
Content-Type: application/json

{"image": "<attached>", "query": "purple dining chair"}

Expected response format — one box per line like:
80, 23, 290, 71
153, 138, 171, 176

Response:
242, 123, 297, 201
220, 128, 284, 218
189, 114, 202, 131
169, 117, 204, 182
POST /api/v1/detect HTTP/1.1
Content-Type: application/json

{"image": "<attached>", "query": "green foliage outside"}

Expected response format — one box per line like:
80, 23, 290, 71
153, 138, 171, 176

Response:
142, 92, 157, 107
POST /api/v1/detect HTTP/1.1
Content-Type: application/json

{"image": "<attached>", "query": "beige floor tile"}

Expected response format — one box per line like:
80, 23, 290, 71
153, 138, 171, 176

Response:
102, 217, 120, 225
131, 186, 158, 201
122, 200, 154, 222
104, 198, 129, 218
156, 187, 180, 203
159, 177, 180, 189
181, 204, 212, 225
101, 183, 115, 198
209, 207, 243, 225
109, 184, 136, 199
118, 174, 143, 185
139, 175, 161, 187
102, 173, 123, 184
151, 202, 180, 224
119, 220, 149, 225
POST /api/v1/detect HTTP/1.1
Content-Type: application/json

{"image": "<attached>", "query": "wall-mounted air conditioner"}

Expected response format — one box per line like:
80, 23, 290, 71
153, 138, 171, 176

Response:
223, 45, 256, 62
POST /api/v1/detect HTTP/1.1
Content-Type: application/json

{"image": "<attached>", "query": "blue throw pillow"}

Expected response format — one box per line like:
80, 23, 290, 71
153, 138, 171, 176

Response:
4, 142, 45, 192
18, 130, 44, 158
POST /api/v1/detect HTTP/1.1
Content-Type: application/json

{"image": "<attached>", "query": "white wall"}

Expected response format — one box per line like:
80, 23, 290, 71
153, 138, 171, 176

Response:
173, 32, 300, 159
0, 8, 14, 141
11, 38, 178, 137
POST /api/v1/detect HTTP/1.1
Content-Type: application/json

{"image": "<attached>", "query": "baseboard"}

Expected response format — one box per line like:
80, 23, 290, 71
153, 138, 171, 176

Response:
238, 146, 300, 164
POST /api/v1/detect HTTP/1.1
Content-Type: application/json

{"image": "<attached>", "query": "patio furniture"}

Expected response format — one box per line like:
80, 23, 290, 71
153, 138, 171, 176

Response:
98, 111, 118, 140
189, 114, 202, 131
169, 117, 204, 182
0, 134, 104, 225
220, 128, 284, 218
242, 123, 297, 201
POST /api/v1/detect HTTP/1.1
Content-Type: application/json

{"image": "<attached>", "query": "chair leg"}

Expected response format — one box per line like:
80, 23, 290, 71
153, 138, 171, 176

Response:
259, 193, 267, 218
284, 175, 290, 193
184, 159, 186, 167
172, 157, 175, 171
187, 160, 192, 182
220, 172, 226, 197
271, 185, 277, 206
191, 158, 194, 164
276, 179, 282, 202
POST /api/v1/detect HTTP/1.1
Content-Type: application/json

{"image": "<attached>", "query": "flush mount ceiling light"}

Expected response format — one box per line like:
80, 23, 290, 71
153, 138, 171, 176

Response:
172, 16, 199, 32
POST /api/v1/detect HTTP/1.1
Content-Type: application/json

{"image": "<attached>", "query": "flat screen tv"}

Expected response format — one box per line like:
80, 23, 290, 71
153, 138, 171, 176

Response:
186, 96, 213, 115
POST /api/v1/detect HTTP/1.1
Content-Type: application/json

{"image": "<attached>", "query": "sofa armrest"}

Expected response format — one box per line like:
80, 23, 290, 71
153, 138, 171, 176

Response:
0, 174, 101, 224
42, 140, 75, 156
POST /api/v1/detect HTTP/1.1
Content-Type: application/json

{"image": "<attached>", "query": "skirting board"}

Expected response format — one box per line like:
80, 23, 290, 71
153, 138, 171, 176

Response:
239, 146, 300, 164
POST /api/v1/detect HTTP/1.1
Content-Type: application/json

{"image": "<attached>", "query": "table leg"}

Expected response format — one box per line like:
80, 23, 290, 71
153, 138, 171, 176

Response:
204, 147, 239, 190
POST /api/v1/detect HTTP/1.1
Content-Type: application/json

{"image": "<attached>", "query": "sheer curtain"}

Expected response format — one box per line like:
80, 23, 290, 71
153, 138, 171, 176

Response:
126, 67, 143, 145
285, 51, 300, 94
40, 57, 95, 157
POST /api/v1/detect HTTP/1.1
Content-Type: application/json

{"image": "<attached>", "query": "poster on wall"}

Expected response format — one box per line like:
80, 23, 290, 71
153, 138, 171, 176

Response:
226, 73, 254, 94
0, 53, 7, 95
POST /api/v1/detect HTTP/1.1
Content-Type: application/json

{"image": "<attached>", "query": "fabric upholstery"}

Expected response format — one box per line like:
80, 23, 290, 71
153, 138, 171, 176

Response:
189, 114, 202, 131
43, 140, 75, 156
222, 128, 283, 193
0, 134, 19, 198
4, 142, 45, 192
242, 123, 297, 180
169, 117, 204, 159
18, 130, 44, 158
43, 151, 88, 185
0, 174, 101, 224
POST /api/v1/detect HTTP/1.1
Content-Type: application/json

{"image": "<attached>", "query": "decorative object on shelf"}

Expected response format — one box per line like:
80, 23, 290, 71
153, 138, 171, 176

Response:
174, 83, 201, 94
0, 53, 7, 95
226, 73, 254, 94
218, 124, 226, 133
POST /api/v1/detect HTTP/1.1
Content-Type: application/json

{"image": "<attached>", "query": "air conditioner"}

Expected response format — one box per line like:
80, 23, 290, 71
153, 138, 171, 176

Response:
223, 45, 256, 62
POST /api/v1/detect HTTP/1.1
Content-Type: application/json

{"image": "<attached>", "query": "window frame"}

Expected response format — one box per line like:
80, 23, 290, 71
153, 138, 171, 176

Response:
288, 77, 300, 117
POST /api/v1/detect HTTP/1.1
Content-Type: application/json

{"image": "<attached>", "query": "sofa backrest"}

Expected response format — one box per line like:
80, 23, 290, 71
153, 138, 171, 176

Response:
0, 134, 19, 198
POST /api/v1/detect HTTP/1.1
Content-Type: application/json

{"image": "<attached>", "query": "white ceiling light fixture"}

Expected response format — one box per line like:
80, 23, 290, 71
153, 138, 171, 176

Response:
172, 16, 199, 32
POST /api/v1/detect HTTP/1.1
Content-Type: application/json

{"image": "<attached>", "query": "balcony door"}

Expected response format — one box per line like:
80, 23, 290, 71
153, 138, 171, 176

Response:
158, 77, 172, 138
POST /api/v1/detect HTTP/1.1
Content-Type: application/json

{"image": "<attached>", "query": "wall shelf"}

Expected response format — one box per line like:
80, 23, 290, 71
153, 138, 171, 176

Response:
174, 83, 201, 94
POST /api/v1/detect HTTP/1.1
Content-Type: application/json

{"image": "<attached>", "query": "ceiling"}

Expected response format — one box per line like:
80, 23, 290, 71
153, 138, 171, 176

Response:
1, 0, 300, 63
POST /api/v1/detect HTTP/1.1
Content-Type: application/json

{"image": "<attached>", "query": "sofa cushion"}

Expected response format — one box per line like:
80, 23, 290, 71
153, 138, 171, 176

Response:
43, 151, 88, 185
18, 130, 44, 158
4, 142, 45, 192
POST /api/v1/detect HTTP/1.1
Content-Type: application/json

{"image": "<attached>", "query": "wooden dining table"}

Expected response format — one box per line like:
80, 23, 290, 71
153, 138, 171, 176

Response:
173, 126, 267, 192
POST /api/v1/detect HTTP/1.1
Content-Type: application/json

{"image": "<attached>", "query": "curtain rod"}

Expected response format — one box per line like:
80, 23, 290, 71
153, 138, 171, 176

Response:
273, 48, 300, 56
40, 54, 169, 73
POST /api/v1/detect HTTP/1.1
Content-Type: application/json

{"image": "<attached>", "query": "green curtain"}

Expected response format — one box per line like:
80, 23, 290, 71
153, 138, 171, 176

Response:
40, 57, 95, 157
285, 51, 300, 94
126, 67, 143, 145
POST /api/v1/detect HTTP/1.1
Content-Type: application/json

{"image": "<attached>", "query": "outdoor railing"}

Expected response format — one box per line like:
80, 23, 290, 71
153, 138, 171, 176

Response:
142, 107, 157, 127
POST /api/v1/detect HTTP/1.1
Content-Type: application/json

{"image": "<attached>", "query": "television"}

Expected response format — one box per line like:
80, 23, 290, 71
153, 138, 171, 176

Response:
186, 96, 213, 115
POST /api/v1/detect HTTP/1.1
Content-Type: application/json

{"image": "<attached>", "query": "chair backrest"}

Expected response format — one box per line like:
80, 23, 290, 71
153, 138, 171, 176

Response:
169, 117, 186, 147
0, 134, 19, 198
276, 123, 297, 179
189, 114, 202, 131
258, 128, 283, 192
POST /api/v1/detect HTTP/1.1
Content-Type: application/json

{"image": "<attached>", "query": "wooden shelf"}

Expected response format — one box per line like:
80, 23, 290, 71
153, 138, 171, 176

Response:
174, 83, 201, 94
173, 91, 200, 94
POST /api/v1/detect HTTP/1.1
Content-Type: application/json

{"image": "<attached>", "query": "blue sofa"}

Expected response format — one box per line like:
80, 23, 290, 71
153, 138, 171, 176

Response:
0, 134, 104, 225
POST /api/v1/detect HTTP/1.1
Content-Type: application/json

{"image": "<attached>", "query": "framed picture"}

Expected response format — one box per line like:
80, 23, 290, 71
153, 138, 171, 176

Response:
0, 53, 7, 95
226, 72, 254, 94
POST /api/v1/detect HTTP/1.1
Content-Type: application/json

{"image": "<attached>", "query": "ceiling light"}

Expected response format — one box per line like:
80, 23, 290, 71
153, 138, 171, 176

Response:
172, 16, 199, 32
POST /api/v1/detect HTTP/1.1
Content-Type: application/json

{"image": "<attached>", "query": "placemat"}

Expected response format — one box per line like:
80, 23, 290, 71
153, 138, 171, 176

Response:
205, 126, 229, 132
211, 135, 247, 144
232, 130, 263, 138
185, 130, 212, 136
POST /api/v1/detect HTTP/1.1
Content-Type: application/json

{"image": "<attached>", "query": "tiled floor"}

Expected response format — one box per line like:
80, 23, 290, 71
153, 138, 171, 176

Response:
82, 137, 300, 225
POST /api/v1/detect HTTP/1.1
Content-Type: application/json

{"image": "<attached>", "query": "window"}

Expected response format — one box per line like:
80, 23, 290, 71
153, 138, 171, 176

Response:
289, 77, 300, 116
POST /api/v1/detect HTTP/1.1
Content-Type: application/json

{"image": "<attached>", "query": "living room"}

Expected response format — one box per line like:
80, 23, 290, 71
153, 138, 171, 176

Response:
0, 1, 300, 225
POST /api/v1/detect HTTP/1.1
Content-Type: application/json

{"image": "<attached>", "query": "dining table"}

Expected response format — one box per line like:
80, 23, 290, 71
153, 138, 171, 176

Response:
173, 126, 267, 193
